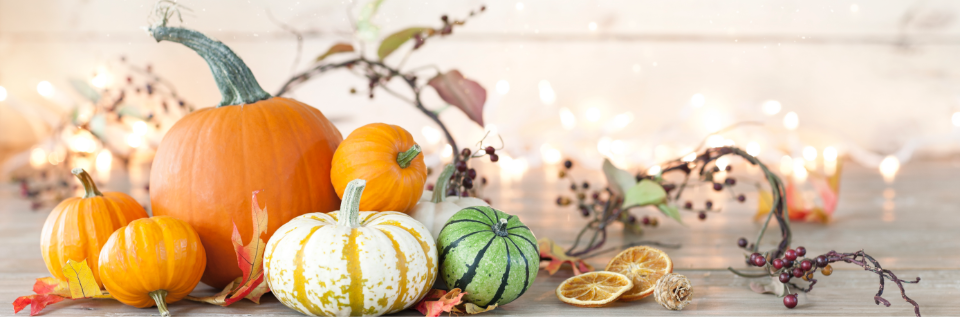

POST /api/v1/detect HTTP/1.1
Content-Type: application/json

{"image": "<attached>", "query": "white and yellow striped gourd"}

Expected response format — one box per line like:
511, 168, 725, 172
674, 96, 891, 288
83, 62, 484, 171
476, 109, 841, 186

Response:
264, 179, 438, 317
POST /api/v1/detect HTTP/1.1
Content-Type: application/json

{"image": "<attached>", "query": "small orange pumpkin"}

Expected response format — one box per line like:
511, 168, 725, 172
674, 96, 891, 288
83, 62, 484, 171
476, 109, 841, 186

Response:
41, 168, 148, 288
98, 216, 206, 316
331, 123, 427, 213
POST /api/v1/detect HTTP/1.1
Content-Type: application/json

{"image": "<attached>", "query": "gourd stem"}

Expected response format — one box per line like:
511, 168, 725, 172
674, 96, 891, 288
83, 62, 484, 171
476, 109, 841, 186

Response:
71, 168, 102, 199
492, 218, 509, 237
147, 26, 271, 107
338, 179, 367, 228
149, 289, 171, 317
431, 164, 456, 203
396, 144, 422, 168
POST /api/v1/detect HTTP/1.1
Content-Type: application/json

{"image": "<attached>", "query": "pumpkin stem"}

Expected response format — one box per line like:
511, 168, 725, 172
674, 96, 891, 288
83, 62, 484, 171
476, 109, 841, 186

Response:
148, 289, 171, 317
338, 179, 367, 228
431, 164, 456, 203
396, 144, 422, 168
492, 218, 509, 237
71, 168, 102, 199
147, 25, 271, 107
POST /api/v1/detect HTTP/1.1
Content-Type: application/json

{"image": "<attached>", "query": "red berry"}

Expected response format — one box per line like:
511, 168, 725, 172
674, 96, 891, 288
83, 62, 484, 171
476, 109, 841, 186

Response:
796, 246, 807, 257
749, 253, 760, 265
815, 255, 828, 268
784, 249, 798, 261
792, 268, 803, 278
737, 194, 746, 202
724, 177, 736, 186
463, 177, 474, 189
467, 168, 477, 180
783, 294, 798, 309
582, 182, 590, 189
712, 182, 723, 191
698, 211, 707, 220
461, 148, 471, 157
725, 165, 733, 172
579, 206, 590, 217
563, 159, 573, 169
737, 238, 748, 248
427, 183, 435, 190
800, 260, 813, 272
455, 161, 467, 172
489, 154, 499, 162
772, 258, 784, 269
705, 200, 714, 210
485, 146, 495, 155
752, 255, 766, 267
779, 272, 791, 283
642, 216, 650, 225
683, 201, 693, 210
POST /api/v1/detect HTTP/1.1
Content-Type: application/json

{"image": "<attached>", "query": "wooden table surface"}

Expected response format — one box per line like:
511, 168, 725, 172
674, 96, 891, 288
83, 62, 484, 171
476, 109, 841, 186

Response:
1, 159, 958, 316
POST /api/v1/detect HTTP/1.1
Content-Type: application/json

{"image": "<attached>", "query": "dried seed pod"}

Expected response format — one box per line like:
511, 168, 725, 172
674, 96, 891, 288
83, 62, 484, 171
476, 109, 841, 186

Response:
653, 273, 693, 310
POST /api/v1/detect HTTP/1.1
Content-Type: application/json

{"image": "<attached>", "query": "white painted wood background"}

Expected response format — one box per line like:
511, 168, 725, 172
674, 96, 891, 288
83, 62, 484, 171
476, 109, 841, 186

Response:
3, 0, 960, 168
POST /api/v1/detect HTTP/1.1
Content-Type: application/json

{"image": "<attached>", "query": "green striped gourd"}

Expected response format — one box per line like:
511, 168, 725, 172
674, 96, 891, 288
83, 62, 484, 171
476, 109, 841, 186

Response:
437, 206, 538, 307
264, 179, 438, 316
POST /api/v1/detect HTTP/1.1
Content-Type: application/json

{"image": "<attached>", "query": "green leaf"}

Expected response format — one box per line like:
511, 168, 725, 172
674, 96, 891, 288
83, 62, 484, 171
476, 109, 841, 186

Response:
315, 43, 355, 62
356, 0, 385, 41
377, 27, 433, 60
656, 203, 683, 224
602, 158, 636, 195
622, 179, 667, 208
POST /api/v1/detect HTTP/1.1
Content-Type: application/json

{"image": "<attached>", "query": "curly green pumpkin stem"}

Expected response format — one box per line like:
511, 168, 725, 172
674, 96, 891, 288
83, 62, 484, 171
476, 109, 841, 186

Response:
148, 289, 171, 317
71, 168, 102, 199
147, 25, 271, 107
339, 179, 367, 228
492, 218, 509, 237
431, 164, 456, 203
396, 144, 422, 169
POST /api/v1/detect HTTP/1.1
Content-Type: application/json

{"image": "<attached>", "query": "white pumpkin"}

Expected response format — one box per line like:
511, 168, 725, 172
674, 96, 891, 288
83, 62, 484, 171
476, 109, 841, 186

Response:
264, 179, 438, 317
410, 164, 490, 237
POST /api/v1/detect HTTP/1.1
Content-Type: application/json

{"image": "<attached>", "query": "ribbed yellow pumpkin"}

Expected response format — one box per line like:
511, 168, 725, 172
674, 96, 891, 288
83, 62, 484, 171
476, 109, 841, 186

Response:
264, 179, 437, 317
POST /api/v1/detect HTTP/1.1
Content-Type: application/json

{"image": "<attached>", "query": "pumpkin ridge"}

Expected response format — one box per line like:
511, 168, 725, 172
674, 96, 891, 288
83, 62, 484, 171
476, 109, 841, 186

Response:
506, 237, 533, 302
374, 219, 436, 302
464, 206, 496, 224
292, 226, 324, 315
452, 234, 497, 291
438, 230, 488, 268
379, 228, 410, 313
509, 233, 539, 256
486, 238, 512, 306
343, 228, 364, 315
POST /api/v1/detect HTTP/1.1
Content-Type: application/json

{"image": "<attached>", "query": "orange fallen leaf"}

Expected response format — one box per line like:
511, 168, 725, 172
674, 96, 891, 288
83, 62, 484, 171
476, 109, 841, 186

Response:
415, 288, 467, 317
538, 238, 594, 275
13, 294, 65, 316
186, 190, 270, 306
13, 265, 114, 315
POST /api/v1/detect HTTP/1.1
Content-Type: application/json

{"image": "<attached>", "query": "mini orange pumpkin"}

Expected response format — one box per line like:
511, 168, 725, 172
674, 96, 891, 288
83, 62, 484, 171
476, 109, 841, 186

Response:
98, 216, 206, 316
41, 168, 148, 288
331, 123, 427, 213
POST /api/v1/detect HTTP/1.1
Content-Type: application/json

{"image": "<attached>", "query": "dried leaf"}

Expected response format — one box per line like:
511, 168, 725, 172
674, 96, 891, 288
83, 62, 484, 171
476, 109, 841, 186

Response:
377, 27, 433, 60
13, 295, 65, 316
315, 43, 355, 62
754, 189, 774, 221
32, 277, 70, 297
460, 303, 498, 314
749, 276, 787, 297
537, 238, 594, 275
427, 70, 487, 127
61, 259, 101, 298
187, 190, 270, 306
622, 179, 667, 208
415, 288, 466, 317
602, 158, 636, 196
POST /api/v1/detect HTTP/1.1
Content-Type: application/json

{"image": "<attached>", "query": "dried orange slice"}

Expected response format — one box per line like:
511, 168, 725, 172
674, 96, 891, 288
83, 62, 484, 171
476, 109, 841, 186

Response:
556, 271, 634, 307
604, 246, 674, 301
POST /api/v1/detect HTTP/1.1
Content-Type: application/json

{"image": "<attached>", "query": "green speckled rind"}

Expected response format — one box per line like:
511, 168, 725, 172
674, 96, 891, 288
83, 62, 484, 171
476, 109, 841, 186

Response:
436, 206, 538, 307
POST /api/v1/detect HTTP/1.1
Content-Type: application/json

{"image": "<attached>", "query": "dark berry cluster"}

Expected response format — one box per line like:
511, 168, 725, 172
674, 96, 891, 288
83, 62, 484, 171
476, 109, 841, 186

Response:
555, 159, 658, 233
739, 240, 835, 309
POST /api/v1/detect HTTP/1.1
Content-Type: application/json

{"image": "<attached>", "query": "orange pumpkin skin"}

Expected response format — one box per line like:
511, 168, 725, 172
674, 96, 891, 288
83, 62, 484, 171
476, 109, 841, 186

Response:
41, 169, 148, 288
98, 216, 206, 309
331, 123, 427, 213
149, 97, 343, 288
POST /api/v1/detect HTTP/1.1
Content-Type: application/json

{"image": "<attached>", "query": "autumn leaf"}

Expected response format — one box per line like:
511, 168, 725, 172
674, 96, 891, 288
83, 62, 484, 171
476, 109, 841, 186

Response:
32, 277, 70, 297
537, 238, 594, 276
186, 190, 270, 306
415, 289, 466, 317
315, 43, 355, 62
427, 70, 487, 127
378, 27, 434, 60
461, 302, 498, 314
13, 295, 65, 316
61, 259, 101, 298
602, 158, 636, 196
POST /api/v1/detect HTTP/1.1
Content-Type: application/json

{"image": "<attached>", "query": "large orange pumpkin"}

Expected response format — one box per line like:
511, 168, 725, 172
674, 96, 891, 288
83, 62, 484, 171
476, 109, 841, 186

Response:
147, 25, 343, 288
41, 168, 148, 288
331, 123, 427, 213
99, 216, 206, 316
